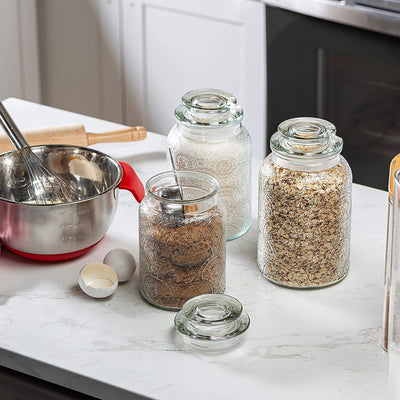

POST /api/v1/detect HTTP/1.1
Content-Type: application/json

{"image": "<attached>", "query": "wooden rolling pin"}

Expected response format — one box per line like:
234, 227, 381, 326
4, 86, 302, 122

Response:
0, 123, 147, 153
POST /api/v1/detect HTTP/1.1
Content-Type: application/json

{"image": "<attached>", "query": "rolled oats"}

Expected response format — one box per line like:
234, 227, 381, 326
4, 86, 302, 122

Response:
257, 118, 352, 288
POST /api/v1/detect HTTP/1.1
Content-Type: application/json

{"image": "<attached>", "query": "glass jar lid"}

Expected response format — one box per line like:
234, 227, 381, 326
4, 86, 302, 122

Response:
174, 89, 243, 127
270, 117, 343, 160
174, 293, 250, 352
146, 170, 219, 204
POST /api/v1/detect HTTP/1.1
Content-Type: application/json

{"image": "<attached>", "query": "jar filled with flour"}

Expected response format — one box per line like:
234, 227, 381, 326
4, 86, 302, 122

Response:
167, 89, 251, 240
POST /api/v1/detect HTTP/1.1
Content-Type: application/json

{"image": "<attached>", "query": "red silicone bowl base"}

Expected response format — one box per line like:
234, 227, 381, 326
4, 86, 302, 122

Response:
1, 238, 104, 262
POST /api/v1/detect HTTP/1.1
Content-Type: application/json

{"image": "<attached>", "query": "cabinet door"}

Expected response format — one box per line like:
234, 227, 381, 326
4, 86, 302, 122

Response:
122, 0, 266, 159
37, 0, 123, 122
0, 0, 40, 102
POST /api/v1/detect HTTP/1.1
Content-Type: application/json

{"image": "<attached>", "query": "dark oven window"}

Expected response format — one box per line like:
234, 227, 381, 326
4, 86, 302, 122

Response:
266, 5, 400, 190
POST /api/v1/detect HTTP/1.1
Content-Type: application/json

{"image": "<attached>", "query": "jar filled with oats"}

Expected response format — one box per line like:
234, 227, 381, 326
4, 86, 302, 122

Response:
167, 88, 251, 241
139, 170, 226, 310
257, 117, 352, 288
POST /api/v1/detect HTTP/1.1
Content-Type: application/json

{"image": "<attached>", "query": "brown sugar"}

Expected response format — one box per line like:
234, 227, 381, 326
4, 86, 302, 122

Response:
139, 205, 225, 309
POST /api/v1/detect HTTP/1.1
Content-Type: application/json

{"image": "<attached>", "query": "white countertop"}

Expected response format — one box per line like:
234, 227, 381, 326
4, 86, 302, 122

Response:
0, 98, 389, 399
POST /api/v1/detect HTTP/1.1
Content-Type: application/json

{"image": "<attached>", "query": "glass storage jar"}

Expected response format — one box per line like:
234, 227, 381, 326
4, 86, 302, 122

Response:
383, 154, 400, 350
257, 117, 352, 288
167, 88, 251, 241
388, 169, 400, 398
139, 170, 226, 310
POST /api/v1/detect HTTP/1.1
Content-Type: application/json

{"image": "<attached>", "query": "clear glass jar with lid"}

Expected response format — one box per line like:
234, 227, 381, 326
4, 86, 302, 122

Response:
258, 117, 352, 288
139, 170, 226, 310
167, 88, 251, 241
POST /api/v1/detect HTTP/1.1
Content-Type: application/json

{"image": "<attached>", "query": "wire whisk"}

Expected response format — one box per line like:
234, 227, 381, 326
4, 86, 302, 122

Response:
0, 101, 80, 204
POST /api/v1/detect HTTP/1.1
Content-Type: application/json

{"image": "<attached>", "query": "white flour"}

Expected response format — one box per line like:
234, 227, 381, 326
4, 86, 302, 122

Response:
168, 128, 251, 240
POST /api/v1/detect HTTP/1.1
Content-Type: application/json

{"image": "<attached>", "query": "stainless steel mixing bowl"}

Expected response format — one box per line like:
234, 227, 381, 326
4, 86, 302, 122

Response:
0, 145, 144, 261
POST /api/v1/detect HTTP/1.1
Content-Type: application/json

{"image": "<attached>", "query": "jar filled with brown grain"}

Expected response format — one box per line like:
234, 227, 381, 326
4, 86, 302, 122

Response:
139, 170, 226, 310
257, 117, 352, 288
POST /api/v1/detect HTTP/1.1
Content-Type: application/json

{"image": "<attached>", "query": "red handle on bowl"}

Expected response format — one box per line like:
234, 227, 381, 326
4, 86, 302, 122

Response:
119, 161, 145, 202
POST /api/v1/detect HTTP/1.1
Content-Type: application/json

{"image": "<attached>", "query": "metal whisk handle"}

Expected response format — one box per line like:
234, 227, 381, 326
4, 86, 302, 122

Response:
0, 101, 29, 150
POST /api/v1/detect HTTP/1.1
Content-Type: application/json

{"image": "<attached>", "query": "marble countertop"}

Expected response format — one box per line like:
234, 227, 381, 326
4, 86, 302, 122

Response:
0, 98, 389, 399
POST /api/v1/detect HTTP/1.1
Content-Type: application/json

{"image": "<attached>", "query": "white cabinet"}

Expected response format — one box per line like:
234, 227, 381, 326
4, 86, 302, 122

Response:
122, 0, 266, 158
37, 0, 123, 122
37, 0, 267, 158
0, 0, 40, 102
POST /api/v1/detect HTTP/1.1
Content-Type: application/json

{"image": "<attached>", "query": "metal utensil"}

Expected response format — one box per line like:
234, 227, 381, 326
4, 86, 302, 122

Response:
168, 148, 184, 201
163, 148, 185, 217
0, 101, 80, 204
